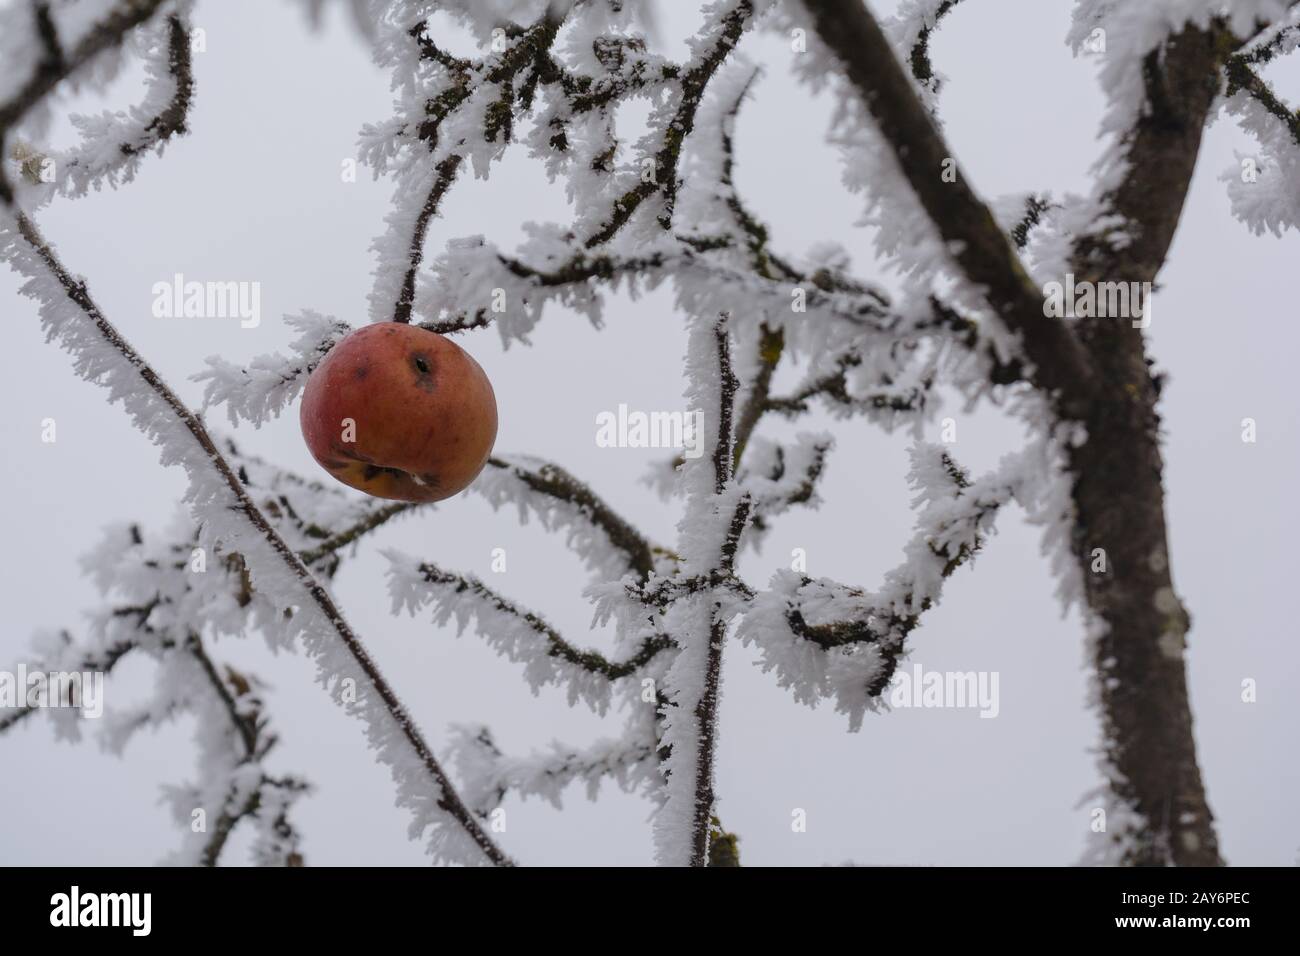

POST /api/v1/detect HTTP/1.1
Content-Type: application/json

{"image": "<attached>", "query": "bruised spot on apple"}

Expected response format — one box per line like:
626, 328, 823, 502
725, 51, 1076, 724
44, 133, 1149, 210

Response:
300, 323, 497, 502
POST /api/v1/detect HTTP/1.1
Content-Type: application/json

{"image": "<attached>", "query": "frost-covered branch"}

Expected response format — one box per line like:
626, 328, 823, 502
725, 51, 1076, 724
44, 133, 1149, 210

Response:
194, 312, 350, 427
1225, 44, 1300, 150
739, 445, 1018, 728
200, 772, 309, 868
710, 67, 800, 283
181, 632, 310, 867
5, 0, 1281, 871
297, 500, 422, 569
583, 0, 755, 246
1053, 0, 1289, 866
479, 455, 661, 582
217, 435, 430, 581
391, 155, 462, 323
389, 556, 673, 714
765, 349, 933, 417
801, 0, 1095, 415
446, 722, 661, 817
800, 0, 1291, 867
16, 11, 196, 203
896, 0, 966, 95
649, 314, 751, 867
737, 432, 832, 535
370, 3, 569, 323
1220, 22, 1300, 236
420, 230, 916, 355
0, 629, 136, 734
0, 0, 173, 203
1, 579, 307, 866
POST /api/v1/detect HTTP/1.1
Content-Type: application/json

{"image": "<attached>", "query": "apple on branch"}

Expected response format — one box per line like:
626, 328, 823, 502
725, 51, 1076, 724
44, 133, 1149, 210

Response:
300, 324, 497, 502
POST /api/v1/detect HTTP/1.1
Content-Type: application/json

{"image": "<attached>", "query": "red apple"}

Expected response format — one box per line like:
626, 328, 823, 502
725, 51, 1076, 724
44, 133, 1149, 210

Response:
299, 323, 497, 502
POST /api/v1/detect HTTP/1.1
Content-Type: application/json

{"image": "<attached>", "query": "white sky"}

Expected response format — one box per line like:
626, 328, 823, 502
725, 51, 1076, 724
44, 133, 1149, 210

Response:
1, 0, 1297, 865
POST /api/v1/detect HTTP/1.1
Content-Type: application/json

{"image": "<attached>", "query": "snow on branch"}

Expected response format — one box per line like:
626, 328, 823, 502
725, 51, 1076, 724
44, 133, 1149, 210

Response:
580, 0, 756, 246
888, 0, 966, 98
1063, 0, 1294, 254
386, 18, 1005, 390
0, 0, 176, 203
416, 224, 938, 369
650, 313, 751, 867
798, 0, 1096, 417
194, 312, 351, 427
1, 551, 309, 866
446, 722, 661, 817
386, 554, 673, 714
217, 436, 429, 576
738, 444, 1023, 728
764, 347, 936, 421
1221, 20, 1300, 235
476, 455, 663, 583
158, 633, 310, 867
3, 0, 1268, 870
12, 9, 195, 206
367, 1, 574, 324
649, 58, 766, 265
296, 499, 423, 572
737, 432, 832, 542
1051, 0, 1295, 864
0, 625, 137, 737
1, 469, 447, 863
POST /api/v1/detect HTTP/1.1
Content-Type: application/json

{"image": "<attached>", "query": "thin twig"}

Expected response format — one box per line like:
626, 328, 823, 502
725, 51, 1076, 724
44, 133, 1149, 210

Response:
413, 562, 673, 680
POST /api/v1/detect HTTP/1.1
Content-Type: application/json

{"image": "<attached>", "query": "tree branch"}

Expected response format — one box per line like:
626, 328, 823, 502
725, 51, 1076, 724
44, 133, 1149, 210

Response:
1225, 55, 1300, 148
583, 0, 754, 246
389, 8, 568, 322
298, 501, 422, 568
123, 14, 194, 153
0, 634, 136, 734
802, 0, 1095, 414
392, 154, 462, 323
408, 562, 673, 684
739, 449, 1015, 725
1062, 18, 1233, 866
687, 316, 748, 866
907, 0, 965, 93
483, 456, 658, 582
0, 1, 171, 201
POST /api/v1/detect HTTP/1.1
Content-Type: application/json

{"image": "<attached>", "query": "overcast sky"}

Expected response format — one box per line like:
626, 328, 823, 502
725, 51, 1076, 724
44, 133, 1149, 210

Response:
1, 0, 1297, 866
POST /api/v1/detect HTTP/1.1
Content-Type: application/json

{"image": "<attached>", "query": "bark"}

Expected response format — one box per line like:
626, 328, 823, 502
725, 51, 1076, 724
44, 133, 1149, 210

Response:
803, 0, 1230, 864
1067, 24, 1227, 866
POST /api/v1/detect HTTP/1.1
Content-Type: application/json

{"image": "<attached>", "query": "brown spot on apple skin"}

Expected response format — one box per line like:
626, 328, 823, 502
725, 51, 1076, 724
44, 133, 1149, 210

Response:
410, 351, 436, 392
362, 463, 408, 483
331, 442, 372, 464
353, 364, 369, 380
